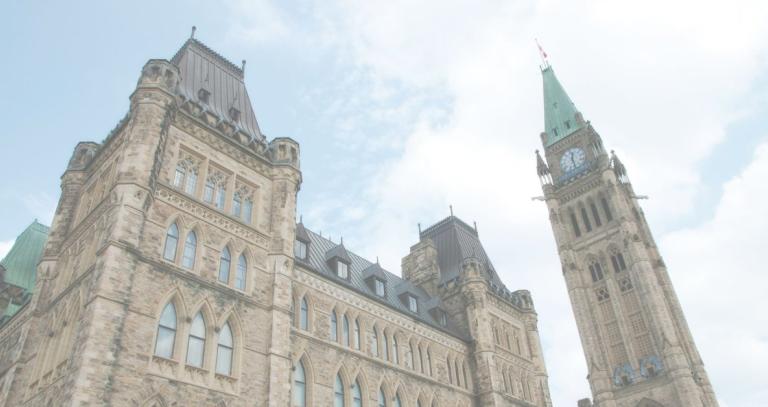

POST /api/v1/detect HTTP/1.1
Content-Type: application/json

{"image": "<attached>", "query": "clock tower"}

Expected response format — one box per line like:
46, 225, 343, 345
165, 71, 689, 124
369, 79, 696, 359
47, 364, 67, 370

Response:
535, 62, 719, 407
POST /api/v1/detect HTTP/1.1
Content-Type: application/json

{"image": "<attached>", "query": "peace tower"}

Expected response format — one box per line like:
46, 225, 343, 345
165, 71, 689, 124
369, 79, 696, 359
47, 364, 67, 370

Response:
535, 62, 719, 407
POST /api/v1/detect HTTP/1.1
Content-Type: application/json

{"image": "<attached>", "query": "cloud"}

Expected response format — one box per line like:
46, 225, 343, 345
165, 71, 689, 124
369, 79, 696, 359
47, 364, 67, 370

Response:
226, 0, 768, 404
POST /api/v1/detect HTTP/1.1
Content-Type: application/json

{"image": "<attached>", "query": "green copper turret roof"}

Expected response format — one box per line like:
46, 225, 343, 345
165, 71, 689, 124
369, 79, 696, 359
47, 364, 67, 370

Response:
542, 65, 582, 146
0, 220, 49, 292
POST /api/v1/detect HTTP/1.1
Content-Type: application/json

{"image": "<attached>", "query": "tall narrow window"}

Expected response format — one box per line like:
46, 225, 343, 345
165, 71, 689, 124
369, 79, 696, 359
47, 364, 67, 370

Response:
232, 192, 242, 218
426, 350, 432, 376
300, 297, 309, 330
154, 302, 176, 358
374, 278, 386, 297
611, 252, 628, 273
235, 254, 247, 290
394, 393, 402, 407
293, 361, 307, 407
353, 319, 360, 350
337, 261, 349, 279
185, 168, 198, 195
330, 311, 338, 342
294, 240, 307, 260
186, 312, 206, 368
569, 211, 582, 237
218, 247, 231, 283
371, 328, 379, 357
163, 223, 179, 261
216, 322, 233, 375
392, 337, 399, 364
601, 197, 613, 222
352, 379, 363, 407
417, 400, 423, 407
378, 388, 386, 407
182, 231, 197, 269
343, 315, 350, 347
590, 202, 602, 227
580, 206, 593, 232
447, 357, 453, 384
463, 363, 469, 389
407, 295, 418, 313
408, 344, 415, 369
455, 361, 462, 387
174, 162, 186, 188
589, 261, 604, 282
204, 177, 215, 203
383, 334, 389, 361
215, 183, 226, 210
334, 374, 345, 407
243, 198, 253, 224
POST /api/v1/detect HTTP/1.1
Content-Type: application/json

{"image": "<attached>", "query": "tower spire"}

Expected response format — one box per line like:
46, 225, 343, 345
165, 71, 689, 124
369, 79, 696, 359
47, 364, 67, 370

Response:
541, 64, 582, 146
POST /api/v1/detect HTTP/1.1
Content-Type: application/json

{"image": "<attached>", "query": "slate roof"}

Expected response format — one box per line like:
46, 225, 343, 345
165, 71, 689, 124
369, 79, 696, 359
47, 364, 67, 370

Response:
420, 216, 508, 290
171, 38, 264, 142
295, 225, 468, 340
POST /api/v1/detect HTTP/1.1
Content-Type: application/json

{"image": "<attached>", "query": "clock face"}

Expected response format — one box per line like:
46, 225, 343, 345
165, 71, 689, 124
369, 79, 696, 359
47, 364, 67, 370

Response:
560, 147, 586, 173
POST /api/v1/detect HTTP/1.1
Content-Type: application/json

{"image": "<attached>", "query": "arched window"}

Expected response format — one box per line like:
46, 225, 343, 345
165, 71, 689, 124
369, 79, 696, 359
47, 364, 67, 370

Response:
407, 343, 414, 369
455, 360, 462, 387
174, 157, 198, 195
334, 374, 345, 407
392, 336, 399, 364
417, 400, 423, 407
235, 254, 247, 289
589, 260, 604, 282
186, 312, 206, 367
232, 191, 243, 218
163, 223, 179, 261
182, 231, 197, 269
353, 319, 360, 350
463, 362, 469, 389
371, 328, 379, 357
218, 247, 231, 283
580, 205, 593, 232
352, 379, 363, 407
378, 387, 386, 407
394, 392, 402, 407
243, 198, 253, 224
590, 201, 602, 227
383, 334, 389, 361
300, 297, 309, 331
611, 250, 628, 273
426, 350, 432, 376
418, 346, 424, 373
342, 315, 350, 347
293, 360, 307, 407
154, 302, 176, 358
601, 197, 613, 222
216, 322, 233, 375
331, 311, 338, 342
447, 357, 453, 384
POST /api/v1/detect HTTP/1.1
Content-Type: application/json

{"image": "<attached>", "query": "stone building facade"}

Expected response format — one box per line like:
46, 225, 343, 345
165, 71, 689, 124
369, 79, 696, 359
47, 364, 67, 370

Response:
0, 36, 552, 407
535, 63, 718, 407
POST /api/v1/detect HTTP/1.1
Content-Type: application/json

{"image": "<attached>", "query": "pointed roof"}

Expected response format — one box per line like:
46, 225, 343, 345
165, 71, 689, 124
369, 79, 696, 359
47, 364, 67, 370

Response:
171, 38, 264, 141
0, 220, 49, 292
295, 221, 311, 243
542, 65, 583, 146
325, 242, 351, 263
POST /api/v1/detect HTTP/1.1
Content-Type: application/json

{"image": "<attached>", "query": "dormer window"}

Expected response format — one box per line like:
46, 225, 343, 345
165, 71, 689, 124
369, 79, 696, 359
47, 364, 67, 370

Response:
565, 120, 571, 129
374, 278, 386, 297
439, 310, 448, 327
229, 107, 241, 122
407, 294, 418, 313
552, 127, 559, 137
336, 261, 349, 279
198, 88, 210, 104
294, 239, 307, 260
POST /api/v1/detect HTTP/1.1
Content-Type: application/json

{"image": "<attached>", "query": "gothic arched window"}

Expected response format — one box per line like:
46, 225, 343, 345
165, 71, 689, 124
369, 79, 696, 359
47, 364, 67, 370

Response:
418, 346, 424, 373
590, 201, 602, 227
330, 311, 338, 342
216, 322, 233, 375
300, 297, 309, 331
378, 387, 387, 407
447, 357, 453, 384
580, 205, 593, 232
186, 312, 206, 367
342, 315, 350, 347
371, 327, 379, 357
173, 156, 198, 195
392, 336, 399, 364
154, 302, 176, 358
218, 246, 231, 283
426, 350, 432, 376
163, 223, 179, 261
334, 374, 345, 407
394, 392, 402, 407
235, 254, 247, 290
569, 209, 582, 237
601, 197, 613, 222
383, 333, 389, 361
293, 360, 307, 407
407, 343, 414, 369
352, 379, 363, 407
353, 319, 360, 350
181, 231, 197, 269
611, 250, 628, 273
589, 260, 604, 282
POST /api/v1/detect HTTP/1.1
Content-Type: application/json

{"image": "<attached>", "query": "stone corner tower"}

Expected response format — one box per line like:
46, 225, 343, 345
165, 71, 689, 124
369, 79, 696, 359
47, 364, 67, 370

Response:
535, 62, 718, 407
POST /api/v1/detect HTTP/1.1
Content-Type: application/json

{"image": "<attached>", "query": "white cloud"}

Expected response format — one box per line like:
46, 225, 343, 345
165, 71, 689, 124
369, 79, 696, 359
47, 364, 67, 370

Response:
0, 240, 14, 260
228, 0, 768, 404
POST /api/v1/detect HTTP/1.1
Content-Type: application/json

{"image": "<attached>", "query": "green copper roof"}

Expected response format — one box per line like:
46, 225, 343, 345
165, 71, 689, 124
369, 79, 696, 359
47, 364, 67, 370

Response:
0, 220, 49, 292
542, 65, 582, 146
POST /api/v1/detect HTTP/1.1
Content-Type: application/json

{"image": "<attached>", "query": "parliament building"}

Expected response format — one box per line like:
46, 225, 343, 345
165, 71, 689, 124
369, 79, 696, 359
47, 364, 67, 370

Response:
0, 35, 717, 407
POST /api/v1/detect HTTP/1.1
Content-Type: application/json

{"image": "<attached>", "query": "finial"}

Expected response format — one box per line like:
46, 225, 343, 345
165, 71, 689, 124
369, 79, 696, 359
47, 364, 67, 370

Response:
535, 39, 549, 68
449, 205, 454, 217
191, 26, 197, 39
376, 256, 380, 264
473, 221, 478, 232
418, 223, 422, 234
340, 236, 344, 245
299, 214, 303, 224
242, 59, 247, 72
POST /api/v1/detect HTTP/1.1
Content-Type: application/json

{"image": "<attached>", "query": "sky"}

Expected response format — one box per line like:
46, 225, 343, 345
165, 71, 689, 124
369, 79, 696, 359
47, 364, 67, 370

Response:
2, 1, 768, 405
